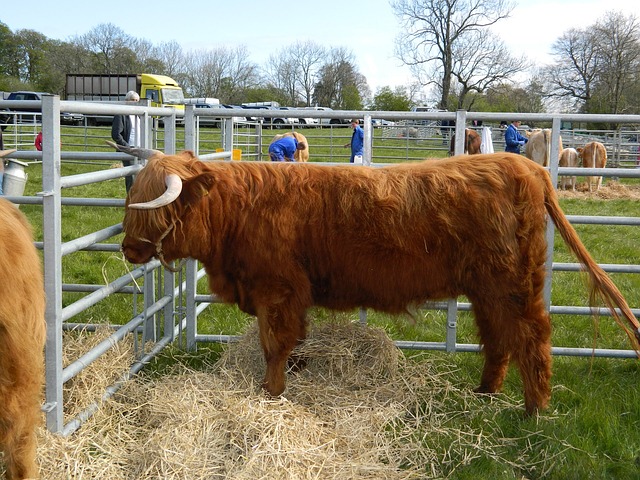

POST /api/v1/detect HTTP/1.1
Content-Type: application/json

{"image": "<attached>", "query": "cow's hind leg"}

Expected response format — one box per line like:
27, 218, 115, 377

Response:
0, 371, 41, 479
255, 303, 307, 397
471, 294, 552, 415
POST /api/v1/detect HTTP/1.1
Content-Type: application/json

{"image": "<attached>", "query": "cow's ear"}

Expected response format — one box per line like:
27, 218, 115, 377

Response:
180, 173, 215, 208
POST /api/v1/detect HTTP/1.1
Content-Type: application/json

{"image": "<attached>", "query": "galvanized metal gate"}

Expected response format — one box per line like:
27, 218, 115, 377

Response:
1, 96, 638, 435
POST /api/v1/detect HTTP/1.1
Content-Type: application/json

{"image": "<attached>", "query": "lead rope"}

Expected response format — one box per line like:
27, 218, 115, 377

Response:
131, 220, 186, 273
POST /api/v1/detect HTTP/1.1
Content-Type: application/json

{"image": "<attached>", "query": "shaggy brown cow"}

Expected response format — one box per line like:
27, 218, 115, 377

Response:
0, 195, 46, 480
558, 147, 580, 191
270, 131, 309, 162
448, 128, 481, 156
577, 141, 607, 192
525, 129, 564, 167
117, 146, 640, 415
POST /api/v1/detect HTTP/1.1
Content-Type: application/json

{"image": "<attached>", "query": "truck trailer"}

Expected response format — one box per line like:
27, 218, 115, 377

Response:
65, 73, 185, 125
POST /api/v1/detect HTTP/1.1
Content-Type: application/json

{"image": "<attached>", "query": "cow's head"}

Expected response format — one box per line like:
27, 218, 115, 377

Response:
110, 143, 214, 266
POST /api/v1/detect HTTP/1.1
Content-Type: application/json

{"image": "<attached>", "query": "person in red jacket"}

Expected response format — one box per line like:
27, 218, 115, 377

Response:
34, 131, 43, 151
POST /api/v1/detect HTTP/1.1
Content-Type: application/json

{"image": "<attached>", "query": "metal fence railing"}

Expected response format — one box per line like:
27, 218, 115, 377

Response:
1, 96, 638, 434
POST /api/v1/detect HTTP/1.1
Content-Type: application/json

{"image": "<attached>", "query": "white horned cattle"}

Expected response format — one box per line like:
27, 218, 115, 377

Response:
577, 141, 607, 192
113, 143, 640, 416
0, 188, 46, 480
558, 147, 580, 190
525, 129, 564, 167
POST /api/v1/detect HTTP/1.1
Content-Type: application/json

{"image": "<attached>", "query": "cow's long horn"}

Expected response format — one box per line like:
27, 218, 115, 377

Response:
0, 148, 17, 158
128, 174, 182, 209
106, 141, 162, 160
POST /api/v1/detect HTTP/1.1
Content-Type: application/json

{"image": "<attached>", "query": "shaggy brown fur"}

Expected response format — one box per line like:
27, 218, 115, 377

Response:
122, 152, 640, 415
577, 141, 607, 192
0, 199, 46, 479
448, 128, 481, 156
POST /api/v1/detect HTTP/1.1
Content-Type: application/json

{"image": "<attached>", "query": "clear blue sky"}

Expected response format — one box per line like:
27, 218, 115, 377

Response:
1, 0, 636, 95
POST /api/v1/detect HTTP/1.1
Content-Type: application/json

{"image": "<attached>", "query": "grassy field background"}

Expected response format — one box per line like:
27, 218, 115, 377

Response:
8, 123, 640, 478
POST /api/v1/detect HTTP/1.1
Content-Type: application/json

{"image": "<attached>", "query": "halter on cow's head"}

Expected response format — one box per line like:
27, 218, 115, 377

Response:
109, 142, 212, 270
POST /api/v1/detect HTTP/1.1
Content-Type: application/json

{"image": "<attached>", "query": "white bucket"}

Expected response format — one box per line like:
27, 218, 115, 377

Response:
2, 159, 29, 196
354, 155, 363, 164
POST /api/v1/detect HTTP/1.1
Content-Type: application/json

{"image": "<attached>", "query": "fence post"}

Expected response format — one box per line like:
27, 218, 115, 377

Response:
41, 95, 65, 433
453, 110, 467, 155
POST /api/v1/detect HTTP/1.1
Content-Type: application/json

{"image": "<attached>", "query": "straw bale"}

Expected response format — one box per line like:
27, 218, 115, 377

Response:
25, 318, 576, 479
557, 180, 640, 199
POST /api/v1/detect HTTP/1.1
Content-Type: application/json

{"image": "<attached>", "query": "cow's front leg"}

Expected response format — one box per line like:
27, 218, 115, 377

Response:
255, 302, 307, 396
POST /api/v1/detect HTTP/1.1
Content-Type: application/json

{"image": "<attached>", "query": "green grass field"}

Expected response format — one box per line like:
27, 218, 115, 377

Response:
10, 123, 640, 479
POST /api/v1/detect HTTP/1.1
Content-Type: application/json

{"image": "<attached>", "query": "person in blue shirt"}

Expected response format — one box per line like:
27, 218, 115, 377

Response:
344, 119, 364, 163
504, 120, 528, 154
268, 135, 306, 162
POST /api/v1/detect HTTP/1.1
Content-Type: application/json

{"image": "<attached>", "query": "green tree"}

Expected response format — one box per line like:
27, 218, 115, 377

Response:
369, 86, 412, 111
312, 47, 368, 109
0, 21, 20, 82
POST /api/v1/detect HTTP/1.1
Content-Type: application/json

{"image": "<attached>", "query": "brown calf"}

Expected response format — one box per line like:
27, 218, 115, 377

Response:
448, 128, 481, 156
577, 141, 607, 192
558, 147, 580, 190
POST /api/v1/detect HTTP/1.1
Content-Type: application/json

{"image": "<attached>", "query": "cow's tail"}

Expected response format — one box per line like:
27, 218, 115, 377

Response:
544, 129, 551, 167
543, 178, 640, 354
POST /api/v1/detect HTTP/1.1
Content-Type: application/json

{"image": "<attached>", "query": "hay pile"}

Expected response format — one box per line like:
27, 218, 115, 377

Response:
557, 180, 640, 199
28, 319, 566, 479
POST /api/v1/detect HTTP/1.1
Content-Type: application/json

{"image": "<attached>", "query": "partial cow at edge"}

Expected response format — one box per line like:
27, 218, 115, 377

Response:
0, 194, 46, 480
577, 141, 607, 192
114, 143, 640, 416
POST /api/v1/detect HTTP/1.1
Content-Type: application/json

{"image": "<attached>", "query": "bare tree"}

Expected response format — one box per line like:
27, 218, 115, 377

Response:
391, 0, 514, 109
450, 29, 528, 110
290, 41, 325, 106
130, 38, 165, 73
545, 28, 600, 111
544, 11, 640, 115
154, 41, 185, 77
592, 11, 640, 114
179, 46, 259, 102
265, 52, 297, 103
265, 41, 325, 105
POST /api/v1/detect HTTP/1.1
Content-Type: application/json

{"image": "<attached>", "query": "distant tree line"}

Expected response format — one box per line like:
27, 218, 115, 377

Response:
0, 21, 372, 110
2, 6, 639, 116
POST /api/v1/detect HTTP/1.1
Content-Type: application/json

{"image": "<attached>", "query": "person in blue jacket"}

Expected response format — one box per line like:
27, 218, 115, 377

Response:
268, 134, 306, 162
344, 119, 364, 163
504, 120, 528, 154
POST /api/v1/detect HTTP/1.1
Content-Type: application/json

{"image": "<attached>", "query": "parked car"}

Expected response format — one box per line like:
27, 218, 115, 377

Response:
191, 102, 225, 128
0, 91, 84, 127
372, 118, 396, 126
302, 106, 349, 125
241, 104, 295, 128
278, 107, 318, 127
